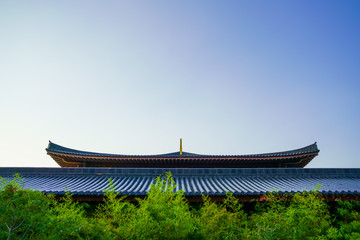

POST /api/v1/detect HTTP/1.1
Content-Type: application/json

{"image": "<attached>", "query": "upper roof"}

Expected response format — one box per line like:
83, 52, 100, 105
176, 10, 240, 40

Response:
47, 141, 319, 158
46, 141, 320, 168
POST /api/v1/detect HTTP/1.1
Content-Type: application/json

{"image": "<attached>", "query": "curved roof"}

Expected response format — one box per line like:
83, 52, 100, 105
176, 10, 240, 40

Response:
46, 141, 319, 168
47, 141, 319, 158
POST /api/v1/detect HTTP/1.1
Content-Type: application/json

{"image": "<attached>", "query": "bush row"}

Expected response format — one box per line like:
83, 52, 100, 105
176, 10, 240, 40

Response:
1, 173, 360, 240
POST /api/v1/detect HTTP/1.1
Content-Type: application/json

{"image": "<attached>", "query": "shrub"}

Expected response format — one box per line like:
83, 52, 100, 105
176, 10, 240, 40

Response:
127, 172, 199, 240
0, 174, 51, 240
45, 193, 98, 239
248, 186, 332, 240
334, 200, 360, 239
95, 179, 136, 239
198, 193, 247, 240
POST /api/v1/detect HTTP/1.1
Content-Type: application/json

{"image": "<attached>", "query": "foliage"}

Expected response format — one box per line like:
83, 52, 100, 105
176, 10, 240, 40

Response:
0, 174, 51, 240
1, 174, 360, 239
0, 175, 100, 240
198, 193, 247, 239
45, 193, 98, 239
247, 186, 332, 240
123, 172, 199, 240
95, 179, 136, 239
333, 200, 360, 239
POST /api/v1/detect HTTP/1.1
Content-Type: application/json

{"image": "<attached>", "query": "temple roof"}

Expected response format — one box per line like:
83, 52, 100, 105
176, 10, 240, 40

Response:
1, 167, 359, 198
46, 141, 320, 168
47, 141, 319, 158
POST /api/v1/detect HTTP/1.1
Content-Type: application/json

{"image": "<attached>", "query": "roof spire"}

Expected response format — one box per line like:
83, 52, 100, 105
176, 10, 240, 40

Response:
180, 138, 182, 155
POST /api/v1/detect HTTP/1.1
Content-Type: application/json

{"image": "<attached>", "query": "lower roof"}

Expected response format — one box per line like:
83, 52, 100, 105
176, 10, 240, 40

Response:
0, 167, 359, 197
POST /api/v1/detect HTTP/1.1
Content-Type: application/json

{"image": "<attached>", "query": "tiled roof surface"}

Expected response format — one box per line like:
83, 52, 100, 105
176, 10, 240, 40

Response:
46, 142, 320, 168
0, 168, 359, 196
46, 141, 319, 158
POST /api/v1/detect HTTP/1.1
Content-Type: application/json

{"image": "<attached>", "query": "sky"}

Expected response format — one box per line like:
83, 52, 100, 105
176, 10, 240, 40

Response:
0, 1, 359, 168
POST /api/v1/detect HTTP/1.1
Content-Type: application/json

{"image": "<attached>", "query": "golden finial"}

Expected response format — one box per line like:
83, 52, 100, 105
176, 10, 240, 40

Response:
180, 138, 182, 155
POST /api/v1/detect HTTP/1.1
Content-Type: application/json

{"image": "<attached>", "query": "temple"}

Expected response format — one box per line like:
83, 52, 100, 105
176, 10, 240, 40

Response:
1, 140, 360, 202
46, 141, 319, 168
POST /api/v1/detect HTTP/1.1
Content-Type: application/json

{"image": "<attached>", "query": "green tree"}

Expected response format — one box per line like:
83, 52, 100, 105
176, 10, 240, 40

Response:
0, 174, 51, 240
198, 193, 247, 240
45, 193, 99, 240
95, 179, 136, 239
334, 200, 360, 240
126, 172, 199, 240
248, 186, 332, 240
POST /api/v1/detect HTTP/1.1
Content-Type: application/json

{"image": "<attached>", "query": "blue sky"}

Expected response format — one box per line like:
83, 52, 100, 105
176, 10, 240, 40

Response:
0, 1, 359, 168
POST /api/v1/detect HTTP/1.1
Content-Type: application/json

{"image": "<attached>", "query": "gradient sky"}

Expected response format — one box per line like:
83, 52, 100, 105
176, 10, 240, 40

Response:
1, 1, 359, 168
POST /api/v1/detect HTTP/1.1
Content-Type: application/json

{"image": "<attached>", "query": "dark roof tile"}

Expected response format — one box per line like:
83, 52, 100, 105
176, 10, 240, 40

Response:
46, 141, 319, 158
1, 167, 359, 196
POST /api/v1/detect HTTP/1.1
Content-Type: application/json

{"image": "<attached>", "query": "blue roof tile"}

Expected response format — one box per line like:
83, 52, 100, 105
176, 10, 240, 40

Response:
1, 167, 360, 197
